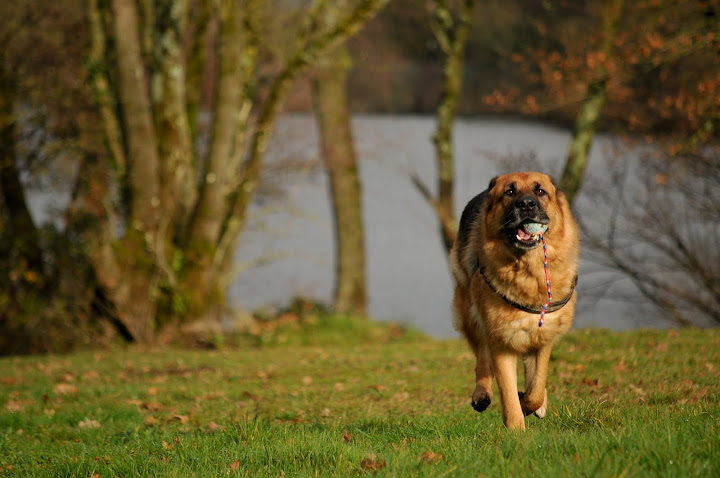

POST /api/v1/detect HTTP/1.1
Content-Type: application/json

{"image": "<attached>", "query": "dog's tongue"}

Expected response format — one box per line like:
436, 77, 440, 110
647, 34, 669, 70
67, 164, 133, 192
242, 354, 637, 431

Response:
517, 228, 533, 241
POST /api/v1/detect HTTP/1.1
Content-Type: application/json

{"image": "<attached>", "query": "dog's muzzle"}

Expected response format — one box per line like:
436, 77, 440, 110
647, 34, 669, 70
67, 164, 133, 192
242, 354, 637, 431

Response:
505, 196, 549, 250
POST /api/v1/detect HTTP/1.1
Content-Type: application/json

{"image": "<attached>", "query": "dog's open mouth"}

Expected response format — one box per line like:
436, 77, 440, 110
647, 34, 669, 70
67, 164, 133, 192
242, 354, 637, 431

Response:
511, 221, 548, 249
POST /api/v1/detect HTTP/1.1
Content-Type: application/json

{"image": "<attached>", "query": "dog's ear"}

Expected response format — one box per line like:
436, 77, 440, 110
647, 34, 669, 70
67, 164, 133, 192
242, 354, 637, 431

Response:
483, 176, 500, 213
549, 176, 562, 195
551, 177, 572, 211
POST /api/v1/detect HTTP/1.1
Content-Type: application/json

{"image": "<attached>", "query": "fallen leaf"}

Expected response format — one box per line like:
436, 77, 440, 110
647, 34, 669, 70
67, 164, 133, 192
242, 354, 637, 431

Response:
53, 383, 79, 395
629, 383, 646, 400
393, 392, 410, 402
614, 358, 628, 373
343, 430, 353, 443
208, 421, 222, 431
148, 387, 159, 396
333, 382, 345, 391
82, 370, 100, 382
360, 454, 386, 473
78, 418, 101, 429
173, 414, 190, 423
229, 460, 240, 470
302, 376, 313, 385
144, 416, 159, 426
320, 408, 331, 418
141, 402, 164, 412
6, 401, 26, 412
242, 391, 259, 401
420, 451, 443, 464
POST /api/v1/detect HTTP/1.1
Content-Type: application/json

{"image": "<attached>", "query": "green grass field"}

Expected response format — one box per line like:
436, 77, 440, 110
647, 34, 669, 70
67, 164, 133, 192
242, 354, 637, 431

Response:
1, 317, 719, 477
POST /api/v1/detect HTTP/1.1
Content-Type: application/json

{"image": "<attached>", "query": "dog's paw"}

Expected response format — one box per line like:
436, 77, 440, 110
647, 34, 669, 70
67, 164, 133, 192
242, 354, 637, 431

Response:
471, 388, 492, 412
471, 395, 491, 412
519, 390, 547, 418
534, 389, 548, 418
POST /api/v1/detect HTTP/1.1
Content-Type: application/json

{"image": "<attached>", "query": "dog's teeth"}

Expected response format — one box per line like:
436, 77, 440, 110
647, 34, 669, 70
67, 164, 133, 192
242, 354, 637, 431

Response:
516, 234, 522, 241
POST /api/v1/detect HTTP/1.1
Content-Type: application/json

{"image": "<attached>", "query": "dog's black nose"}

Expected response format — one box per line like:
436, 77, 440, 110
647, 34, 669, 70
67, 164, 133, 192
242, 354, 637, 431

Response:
515, 196, 538, 211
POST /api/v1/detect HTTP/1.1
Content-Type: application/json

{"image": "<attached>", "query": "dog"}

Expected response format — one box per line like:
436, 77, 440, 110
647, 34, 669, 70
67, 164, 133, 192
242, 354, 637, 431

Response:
450, 172, 580, 429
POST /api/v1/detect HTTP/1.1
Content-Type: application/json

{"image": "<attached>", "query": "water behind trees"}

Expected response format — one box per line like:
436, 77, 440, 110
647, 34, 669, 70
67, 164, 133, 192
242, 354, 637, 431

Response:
232, 114, 667, 337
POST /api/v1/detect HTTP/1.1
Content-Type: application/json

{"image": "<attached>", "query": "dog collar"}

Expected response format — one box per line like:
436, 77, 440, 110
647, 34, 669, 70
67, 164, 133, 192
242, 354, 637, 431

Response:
475, 261, 577, 315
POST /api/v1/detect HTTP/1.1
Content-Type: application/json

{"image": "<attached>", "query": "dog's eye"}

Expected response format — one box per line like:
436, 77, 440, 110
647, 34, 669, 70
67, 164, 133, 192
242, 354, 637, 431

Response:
505, 188, 514, 197
537, 188, 546, 196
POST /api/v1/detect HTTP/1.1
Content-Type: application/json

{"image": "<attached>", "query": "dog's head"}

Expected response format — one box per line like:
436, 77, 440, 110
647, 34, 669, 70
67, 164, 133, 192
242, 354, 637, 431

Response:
483, 172, 568, 252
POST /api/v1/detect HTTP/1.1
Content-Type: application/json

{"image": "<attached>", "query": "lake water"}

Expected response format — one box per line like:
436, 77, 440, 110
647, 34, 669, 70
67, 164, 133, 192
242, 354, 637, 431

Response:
230, 114, 669, 337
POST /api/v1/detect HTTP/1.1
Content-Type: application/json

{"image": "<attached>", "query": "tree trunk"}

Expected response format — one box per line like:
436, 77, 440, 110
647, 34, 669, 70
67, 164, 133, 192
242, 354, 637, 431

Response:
81, 0, 388, 344
558, 0, 623, 205
182, 0, 255, 321
313, 45, 367, 317
558, 77, 608, 205
414, 0, 475, 255
111, 0, 161, 230
91, 0, 164, 343
152, 0, 195, 235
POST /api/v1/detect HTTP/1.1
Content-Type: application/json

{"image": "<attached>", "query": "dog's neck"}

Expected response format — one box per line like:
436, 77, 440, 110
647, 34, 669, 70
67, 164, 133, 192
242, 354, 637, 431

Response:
474, 258, 578, 315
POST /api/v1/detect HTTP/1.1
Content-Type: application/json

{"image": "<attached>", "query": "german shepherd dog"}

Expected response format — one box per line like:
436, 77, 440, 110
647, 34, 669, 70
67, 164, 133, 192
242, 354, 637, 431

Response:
450, 172, 580, 429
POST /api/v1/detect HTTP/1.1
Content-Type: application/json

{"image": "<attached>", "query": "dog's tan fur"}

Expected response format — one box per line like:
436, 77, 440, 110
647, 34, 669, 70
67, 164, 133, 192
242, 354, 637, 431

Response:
450, 172, 580, 429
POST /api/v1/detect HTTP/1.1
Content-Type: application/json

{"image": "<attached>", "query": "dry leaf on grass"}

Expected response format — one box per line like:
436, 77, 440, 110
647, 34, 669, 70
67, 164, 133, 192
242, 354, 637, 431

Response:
53, 383, 79, 395
360, 454, 386, 473
392, 392, 410, 402
420, 451, 444, 464
144, 416, 159, 426
78, 419, 101, 429
6, 400, 32, 412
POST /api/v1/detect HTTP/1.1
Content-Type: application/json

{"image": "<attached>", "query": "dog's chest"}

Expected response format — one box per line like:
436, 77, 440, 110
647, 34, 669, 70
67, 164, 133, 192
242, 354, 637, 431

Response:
493, 310, 571, 353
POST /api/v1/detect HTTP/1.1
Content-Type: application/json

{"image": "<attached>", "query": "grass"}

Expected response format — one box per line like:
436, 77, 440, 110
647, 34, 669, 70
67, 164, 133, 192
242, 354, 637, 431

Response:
1, 318, 719, 477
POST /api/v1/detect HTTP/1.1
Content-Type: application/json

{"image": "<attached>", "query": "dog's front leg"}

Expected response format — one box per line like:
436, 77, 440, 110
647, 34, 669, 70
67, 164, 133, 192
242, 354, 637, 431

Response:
471, 334, 494, 412
492, 350, 524, 430
521, 345, 552, 417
